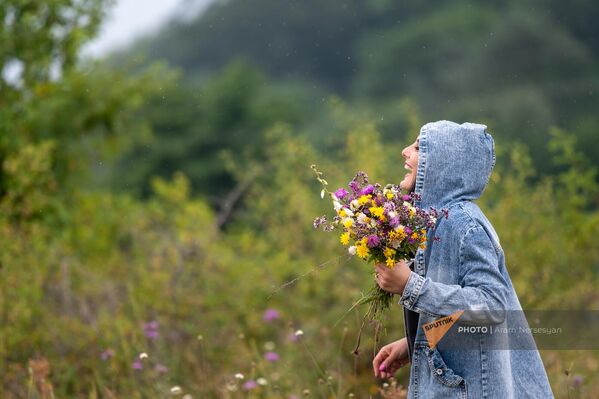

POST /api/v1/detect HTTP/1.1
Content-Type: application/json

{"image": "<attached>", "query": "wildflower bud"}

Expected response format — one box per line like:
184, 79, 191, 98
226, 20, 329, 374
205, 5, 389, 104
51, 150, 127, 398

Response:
235, 373, 244, 380
303, 389, 310, 396
139, 352, 148, 360
294, 329, 304, 337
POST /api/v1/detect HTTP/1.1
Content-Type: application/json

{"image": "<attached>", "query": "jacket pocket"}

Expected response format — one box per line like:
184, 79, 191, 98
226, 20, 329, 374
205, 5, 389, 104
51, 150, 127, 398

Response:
426, 347, 465, 388
412, 343, 467, 398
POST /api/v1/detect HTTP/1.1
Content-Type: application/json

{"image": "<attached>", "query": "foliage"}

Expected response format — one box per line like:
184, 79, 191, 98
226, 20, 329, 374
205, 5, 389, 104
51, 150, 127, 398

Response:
118, 0, 599, 186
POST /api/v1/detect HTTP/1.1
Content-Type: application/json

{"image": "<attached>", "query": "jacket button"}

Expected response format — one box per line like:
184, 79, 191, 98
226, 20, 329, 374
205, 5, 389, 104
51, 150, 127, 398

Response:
403, 300, 410, 306
435, 368, 443, 375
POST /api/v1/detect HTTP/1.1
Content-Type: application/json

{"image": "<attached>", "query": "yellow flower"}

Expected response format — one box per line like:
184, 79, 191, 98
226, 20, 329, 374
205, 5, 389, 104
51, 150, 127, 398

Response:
360, 237, 369, 246
343, 219, 353, 229
411, 232, 418, 240
393, 226, 407, 241
340, 232, 350, 245
356, 245, 370, 259
338, 209, 347, 217
409, 208, 416, 217
383, 247, 396, 258
369, 206, 385, 219
385, 257, 396, 268
358, 195, 372, 205
386, 192, 394, 200
419, 243, 427, 250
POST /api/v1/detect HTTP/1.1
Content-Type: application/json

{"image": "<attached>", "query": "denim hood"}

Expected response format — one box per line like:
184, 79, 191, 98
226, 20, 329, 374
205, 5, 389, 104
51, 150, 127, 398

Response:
414, 120, 496, 211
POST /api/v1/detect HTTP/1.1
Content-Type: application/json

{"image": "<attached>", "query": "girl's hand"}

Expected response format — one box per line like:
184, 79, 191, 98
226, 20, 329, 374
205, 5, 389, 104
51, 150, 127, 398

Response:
374, 260, 412, 295
373, 337, 410, 379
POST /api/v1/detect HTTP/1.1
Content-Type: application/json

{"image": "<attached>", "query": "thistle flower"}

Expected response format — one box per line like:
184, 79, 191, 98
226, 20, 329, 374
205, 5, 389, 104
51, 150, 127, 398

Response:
264, 351, 280, 362
262, 308, 280, 322
132, 359, 143, 370
242, 380, 258, 390
334, 188, 348, 199
143, 320, 159, 340
366, 235, 380, 248
360, 185, 374, 196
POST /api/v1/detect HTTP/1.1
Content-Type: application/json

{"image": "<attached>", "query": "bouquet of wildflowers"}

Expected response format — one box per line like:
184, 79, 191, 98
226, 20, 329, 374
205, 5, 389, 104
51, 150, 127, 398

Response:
311, 165, 445, 324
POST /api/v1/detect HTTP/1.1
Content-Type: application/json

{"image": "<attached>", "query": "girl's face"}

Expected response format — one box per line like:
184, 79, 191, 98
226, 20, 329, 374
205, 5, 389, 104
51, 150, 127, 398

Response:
400, 137, 419, 192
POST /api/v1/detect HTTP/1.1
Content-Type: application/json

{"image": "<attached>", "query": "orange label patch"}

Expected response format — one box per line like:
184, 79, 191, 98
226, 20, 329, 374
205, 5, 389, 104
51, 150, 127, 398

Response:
422, 310, 464, 348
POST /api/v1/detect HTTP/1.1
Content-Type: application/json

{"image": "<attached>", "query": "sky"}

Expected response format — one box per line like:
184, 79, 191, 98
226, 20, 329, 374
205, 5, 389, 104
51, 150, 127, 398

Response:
84, 0, 213, 57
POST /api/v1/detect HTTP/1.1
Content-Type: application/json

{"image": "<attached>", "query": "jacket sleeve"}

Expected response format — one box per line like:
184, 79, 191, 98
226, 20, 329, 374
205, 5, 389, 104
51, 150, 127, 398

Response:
398, 225, 510, 324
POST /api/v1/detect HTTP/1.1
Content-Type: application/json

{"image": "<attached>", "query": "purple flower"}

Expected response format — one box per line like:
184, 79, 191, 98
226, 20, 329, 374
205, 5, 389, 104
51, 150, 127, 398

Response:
389, 217, 400, 228
262, 308, 280, 322
155, 363, 168, 374
334, 188, 348, 199
143, 320, 159, 340
360, 185, 374, 196
144, 320, 159, 330
100, 349, 114, 361
349, 181, 360, 193
132, 359, 143, 370
573, 375, 583, 388
366, 235, 380, 248
242, 380, 258, 390
402, 195, 411, 201
404, 227, 413, 235
146, 330, 159, 339
264, 351, 280, 362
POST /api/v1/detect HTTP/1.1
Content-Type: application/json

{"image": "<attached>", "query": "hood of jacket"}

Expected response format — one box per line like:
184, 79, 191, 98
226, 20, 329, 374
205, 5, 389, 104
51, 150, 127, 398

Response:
414, 120, 496, 210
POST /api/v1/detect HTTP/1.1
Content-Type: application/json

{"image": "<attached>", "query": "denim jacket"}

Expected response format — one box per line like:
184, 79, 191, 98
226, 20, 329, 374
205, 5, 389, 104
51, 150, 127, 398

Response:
399, 121, 554, 398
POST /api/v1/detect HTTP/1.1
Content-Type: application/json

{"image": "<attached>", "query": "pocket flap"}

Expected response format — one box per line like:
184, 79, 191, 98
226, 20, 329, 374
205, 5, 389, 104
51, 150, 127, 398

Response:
427, 348, 464, 387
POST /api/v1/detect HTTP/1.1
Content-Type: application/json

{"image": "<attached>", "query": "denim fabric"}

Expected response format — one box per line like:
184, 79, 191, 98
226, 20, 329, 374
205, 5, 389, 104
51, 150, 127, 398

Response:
399, 121, 554, 398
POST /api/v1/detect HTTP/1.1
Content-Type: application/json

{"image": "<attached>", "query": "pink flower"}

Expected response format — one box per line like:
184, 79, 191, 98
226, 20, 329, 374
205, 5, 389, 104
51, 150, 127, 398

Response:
100, 349, 114, 361
264, 351, 280, 362
132, 359, 143, 370
143, 320, 160, 339
262, 308, 280, 322
242, 380, 258, 390
155, 363, 168, 374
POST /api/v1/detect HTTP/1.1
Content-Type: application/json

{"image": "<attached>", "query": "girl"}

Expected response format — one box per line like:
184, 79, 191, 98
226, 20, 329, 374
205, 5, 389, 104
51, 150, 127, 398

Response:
372, 121, 553, 398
